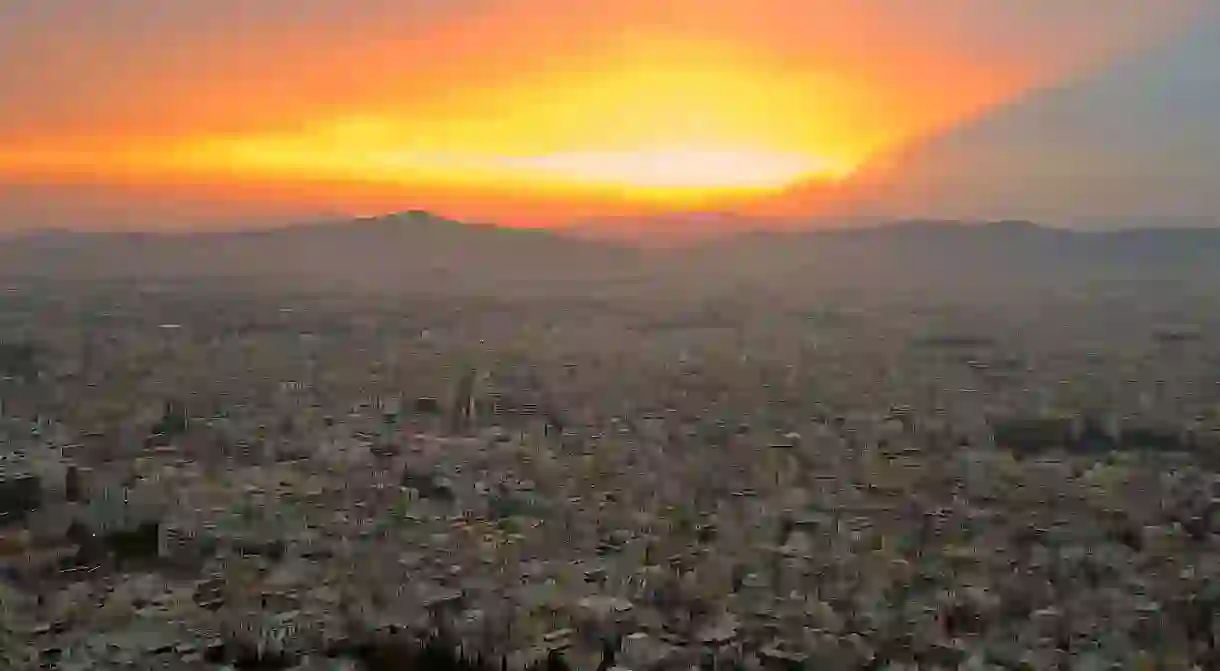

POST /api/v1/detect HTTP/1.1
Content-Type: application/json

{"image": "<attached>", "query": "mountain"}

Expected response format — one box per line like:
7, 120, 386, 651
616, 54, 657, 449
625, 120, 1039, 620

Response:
5, 213, 1220, 298
557, 211, 899, 246
818, 16, 1220, 223
558, 212, 790, 246
670, 219, 1220, 297
0, 210, 642, 294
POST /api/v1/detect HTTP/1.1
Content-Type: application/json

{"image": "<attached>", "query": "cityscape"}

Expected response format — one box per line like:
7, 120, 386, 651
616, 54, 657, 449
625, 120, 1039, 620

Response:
3, 258, 1220, 669
1, 3, 1219, 669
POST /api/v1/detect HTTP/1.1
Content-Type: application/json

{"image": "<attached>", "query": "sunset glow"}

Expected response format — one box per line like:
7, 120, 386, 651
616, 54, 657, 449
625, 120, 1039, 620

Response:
0, 0, 1210, 227
182, 139, 841, 195
171, 109, 852, 196
2, 39, 864, 200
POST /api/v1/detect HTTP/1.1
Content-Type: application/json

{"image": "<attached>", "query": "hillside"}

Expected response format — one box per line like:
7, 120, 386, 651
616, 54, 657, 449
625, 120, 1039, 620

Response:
669, 220, 1220, 297
4, 214, 1220, 298
0, 211, 642, 295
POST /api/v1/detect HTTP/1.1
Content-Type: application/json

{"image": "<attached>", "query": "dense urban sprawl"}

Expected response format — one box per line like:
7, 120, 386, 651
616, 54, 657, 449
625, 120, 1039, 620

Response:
4, 279, 1220, 669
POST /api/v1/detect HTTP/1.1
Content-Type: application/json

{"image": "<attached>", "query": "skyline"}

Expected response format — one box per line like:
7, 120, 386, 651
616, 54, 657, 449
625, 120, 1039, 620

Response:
0, 1, 1215, 230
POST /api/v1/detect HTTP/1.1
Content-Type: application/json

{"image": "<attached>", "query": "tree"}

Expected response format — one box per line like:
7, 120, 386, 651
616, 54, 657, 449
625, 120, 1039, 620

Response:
0, 342, 40, 381
64, 466, 82, 503
153, 398, 188, 437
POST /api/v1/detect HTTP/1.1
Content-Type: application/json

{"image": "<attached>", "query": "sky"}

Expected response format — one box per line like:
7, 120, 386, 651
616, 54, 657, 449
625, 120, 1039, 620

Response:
0, 0, 1213, 230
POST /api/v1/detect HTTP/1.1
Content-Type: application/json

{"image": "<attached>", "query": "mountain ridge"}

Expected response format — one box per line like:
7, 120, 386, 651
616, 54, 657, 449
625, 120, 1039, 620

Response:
0, 210, 644, 294
4, 212, 1220, 298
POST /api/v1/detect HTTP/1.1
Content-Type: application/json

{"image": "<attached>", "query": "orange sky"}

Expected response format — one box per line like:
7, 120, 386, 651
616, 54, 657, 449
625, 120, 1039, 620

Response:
0, 0, 1209, 228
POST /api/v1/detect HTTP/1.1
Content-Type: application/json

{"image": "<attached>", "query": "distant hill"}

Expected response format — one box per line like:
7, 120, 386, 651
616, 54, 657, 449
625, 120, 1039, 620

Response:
558, 212, 792, 246
672, 219, 1220, 295
4, 213, 1220, 297
0, 210, 642, 294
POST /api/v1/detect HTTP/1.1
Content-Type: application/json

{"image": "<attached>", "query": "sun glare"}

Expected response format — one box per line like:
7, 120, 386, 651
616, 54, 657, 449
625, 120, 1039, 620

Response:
170, 129, 849, 199
140, 35, 869, 200
499, 149, 836, 190
0, 33, 870, 206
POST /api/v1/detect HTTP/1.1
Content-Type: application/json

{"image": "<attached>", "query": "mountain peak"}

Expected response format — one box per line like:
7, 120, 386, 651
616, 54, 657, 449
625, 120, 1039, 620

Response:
359, 209, 451, 225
